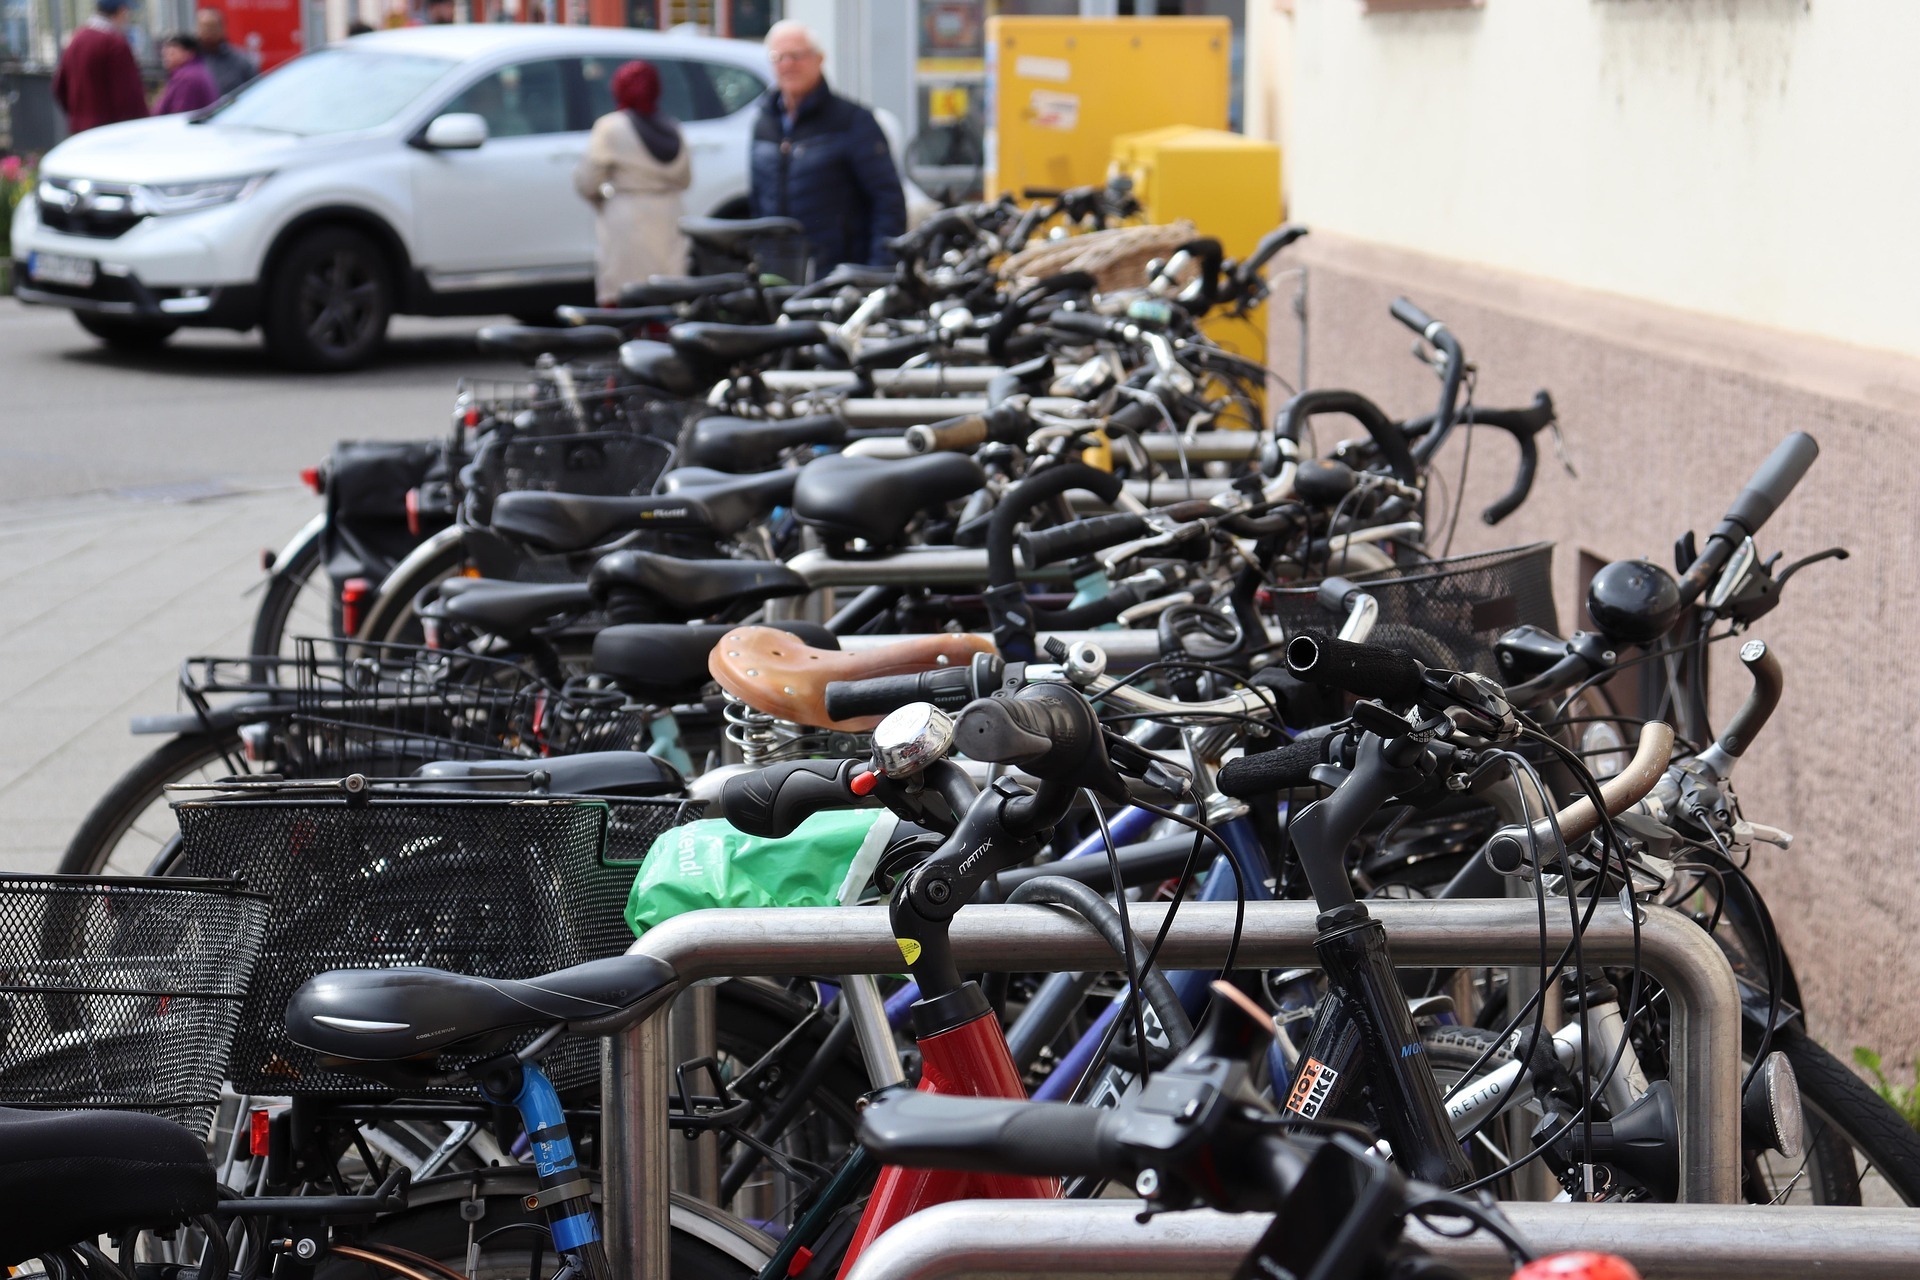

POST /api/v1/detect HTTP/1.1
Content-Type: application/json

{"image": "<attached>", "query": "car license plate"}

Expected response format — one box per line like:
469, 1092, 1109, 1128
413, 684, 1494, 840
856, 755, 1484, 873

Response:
27, 251, 98, 289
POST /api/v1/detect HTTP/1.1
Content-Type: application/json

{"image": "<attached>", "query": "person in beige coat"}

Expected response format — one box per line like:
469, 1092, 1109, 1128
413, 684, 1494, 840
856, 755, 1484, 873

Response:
573, 60, 693, 307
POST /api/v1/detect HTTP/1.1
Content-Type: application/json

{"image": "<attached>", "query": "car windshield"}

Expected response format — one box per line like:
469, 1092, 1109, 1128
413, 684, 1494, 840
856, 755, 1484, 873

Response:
207, 49, 458, 136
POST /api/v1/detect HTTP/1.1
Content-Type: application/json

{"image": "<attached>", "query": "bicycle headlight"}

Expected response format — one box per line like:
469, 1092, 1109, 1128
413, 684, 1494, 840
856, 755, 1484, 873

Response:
131, 172, 271, 216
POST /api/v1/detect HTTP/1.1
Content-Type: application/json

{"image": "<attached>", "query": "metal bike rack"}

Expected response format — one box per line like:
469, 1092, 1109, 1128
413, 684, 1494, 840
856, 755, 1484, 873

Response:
602, 899, 1741, 1280
839, 1200, 1920, 1280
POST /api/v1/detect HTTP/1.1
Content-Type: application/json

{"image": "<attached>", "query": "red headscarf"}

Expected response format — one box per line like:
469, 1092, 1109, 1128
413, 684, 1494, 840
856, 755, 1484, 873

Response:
612, 60, 661, 117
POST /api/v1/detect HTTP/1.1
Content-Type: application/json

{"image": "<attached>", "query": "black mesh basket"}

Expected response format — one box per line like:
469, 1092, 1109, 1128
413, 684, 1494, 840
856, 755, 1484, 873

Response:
170, 783, 700, 1097
1265, 543, 1557, 679
0, 874, 269, 1136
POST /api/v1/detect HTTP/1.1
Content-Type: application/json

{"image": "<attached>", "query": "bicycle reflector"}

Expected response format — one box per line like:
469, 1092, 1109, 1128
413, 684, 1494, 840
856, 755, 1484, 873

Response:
340, 578, 373, 638
1512, 1254, 1642, 1280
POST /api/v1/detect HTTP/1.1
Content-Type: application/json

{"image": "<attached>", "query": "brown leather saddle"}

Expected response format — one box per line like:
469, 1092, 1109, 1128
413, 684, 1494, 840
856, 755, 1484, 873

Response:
708, 626, 994, 730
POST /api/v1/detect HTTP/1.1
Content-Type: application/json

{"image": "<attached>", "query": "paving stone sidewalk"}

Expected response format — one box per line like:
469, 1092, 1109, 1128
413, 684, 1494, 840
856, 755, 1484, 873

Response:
0, 483, 313, 871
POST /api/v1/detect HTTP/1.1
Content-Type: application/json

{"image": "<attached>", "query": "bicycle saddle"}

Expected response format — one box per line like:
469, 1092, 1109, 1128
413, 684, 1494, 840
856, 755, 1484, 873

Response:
491, 472, 793, 553
476, 324, 625, 362
285, 955, 679, 1064
793, 452, 987, 549
618, 272, 754, 307
415, 751, 684, 798
619, 339, 702, 395
678, 215, 804, 256
432, 579, 595, 639
587, 550, 809, 622
683, 414, 849, 473
593, 621, 836, 698
709, 626, 993, 731
556, 304, 675, 328
0, 1106, 215, 1265
669, 321, 828, 366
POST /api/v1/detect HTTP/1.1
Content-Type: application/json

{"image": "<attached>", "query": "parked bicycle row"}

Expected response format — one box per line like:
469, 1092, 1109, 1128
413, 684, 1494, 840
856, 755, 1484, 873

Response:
4, 196, 1906, 1280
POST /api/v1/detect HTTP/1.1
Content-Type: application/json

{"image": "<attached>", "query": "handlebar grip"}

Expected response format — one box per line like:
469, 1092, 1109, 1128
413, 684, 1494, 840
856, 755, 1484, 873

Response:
1390, 296, 1439, 337
905, 415, 990, 454
1017, 513, 1150, 567
857, 1090, 1121, 1179
853, 332, 934, 371
1481, 429, 1538, 526
1107, 397, 1165, 435
720, 758, 870, 839
823, 667, 975, 722
1240, 223, 1309, 280
1217, 736, 1332, 798
1285, 633, 1426, 704
1723, 432, 1819, 538
1048, 309, 1120, 342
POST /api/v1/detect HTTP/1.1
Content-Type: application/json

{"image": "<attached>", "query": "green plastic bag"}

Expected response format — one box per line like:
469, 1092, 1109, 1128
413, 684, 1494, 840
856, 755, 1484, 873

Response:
626, 810, 897, 937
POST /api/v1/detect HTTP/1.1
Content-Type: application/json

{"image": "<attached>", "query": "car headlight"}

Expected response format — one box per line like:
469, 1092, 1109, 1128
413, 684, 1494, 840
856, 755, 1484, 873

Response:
131, 173, 271, 216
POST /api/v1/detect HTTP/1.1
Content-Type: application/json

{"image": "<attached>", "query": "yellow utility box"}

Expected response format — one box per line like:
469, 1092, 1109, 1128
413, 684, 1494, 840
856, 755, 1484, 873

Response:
1112, 124, 1284, 364
985, 16, 1229, 200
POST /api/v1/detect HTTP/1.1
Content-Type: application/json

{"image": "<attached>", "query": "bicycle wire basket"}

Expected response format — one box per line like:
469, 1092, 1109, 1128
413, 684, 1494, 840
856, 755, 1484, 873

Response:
0, 874, 269, 1137
169, 780, 702, 1097
1264, 543, 1558, 680
177, 639, 651, 775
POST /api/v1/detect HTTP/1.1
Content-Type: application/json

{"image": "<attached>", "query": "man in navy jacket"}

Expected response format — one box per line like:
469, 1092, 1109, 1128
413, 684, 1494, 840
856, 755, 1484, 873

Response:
750, 20, 906, 277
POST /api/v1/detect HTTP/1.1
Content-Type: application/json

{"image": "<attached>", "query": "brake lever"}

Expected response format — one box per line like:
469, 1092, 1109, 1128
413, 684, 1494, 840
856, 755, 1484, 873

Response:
1770, 545, 1849, 590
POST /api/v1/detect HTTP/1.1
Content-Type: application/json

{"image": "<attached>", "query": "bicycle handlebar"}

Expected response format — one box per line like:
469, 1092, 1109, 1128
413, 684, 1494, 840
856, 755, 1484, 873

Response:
1675, 432, 1819, 605
1017, 512, 1151, 567
1392, 298, 1467, 466
859, 1088, 1122, 1179
1286, 632, 1427, 704
1273, 389, 1419, 484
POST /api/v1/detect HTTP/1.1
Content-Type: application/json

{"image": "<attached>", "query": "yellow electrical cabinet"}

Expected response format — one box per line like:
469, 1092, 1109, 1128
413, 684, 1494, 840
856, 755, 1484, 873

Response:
1112, 125, 1284, 363
985, 16, 1229, 201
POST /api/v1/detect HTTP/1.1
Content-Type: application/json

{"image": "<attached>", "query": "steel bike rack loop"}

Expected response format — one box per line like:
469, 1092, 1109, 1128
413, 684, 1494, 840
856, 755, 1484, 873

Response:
603, 900, 1740, 1280
839, 1200, 1920, 1280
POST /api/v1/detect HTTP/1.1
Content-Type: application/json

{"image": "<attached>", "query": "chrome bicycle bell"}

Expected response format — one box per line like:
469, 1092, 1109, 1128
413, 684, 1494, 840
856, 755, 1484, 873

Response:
871, 702, 956, 779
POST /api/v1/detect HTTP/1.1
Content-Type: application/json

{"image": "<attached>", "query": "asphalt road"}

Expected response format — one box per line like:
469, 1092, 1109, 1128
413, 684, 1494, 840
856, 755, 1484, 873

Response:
0, 298, 524, 869
0, 298, 523, 502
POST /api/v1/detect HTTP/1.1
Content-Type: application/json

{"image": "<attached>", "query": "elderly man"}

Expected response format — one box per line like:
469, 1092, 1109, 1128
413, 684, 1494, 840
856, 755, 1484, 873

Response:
195, 8, 256, 96
749, 19, 905, 277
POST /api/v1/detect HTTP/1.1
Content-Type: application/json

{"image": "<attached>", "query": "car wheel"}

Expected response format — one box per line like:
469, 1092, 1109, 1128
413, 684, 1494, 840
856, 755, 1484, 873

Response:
263, 226, 393, 371
75, 313, 179, 351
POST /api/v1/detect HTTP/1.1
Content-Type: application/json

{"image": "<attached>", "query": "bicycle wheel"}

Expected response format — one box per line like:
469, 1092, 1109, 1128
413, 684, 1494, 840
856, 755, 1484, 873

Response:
59, 730, 250, 877
312, 1172, 768, 1280
249, 518, 334, 667
355, 533, 470, 646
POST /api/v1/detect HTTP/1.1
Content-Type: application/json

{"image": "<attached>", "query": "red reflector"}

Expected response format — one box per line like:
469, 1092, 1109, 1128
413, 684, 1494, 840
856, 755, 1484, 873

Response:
341, 577, 373, 638
249, 1107, 273, 1157
1512, 1255, 1642, 1280
300, 467, 322, 494
464, 407, 482, 428
785, 1246, 814, 1277
405, 487, 421, 537
849, 770, 880, 796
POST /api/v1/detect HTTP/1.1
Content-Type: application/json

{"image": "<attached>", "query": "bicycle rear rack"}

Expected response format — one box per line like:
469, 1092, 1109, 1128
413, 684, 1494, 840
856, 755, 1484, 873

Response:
601, 898, 1743, 1280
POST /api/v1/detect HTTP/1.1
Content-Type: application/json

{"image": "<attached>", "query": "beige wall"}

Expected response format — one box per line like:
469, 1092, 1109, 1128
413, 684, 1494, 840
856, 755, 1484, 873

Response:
1278, 233, 1920, 1066
1279, 0, 1920, 360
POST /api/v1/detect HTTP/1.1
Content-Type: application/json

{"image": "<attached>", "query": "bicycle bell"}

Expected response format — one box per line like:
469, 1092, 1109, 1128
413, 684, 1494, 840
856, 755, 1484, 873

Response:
1586, 558, 1683, 643
871, 702, 956, 779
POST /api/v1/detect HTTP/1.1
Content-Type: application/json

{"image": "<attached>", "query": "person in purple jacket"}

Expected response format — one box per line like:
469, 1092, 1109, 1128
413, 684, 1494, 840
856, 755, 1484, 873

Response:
153, 33, 220, 115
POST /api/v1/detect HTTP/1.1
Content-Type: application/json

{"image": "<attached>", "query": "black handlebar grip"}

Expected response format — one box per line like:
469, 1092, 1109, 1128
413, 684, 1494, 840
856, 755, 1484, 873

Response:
1285, 632, 1426, 704
857, 1090, 1123, 1179
1217, 736, 1332, 798
1017, 513, 1151, 568
1107, 397, 1165, 435
1481, 429, 1538, 526
1390, 296, 1439, 337
720, 758, 871, 839
1722, 432, 1819, 538
853, 332, 935, 371
822, 667, 975, 722
1241, 223, 1309, 279
1048, 309, 1120, 341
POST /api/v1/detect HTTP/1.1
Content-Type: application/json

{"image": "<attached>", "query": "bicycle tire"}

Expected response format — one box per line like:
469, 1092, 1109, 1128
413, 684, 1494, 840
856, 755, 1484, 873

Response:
249, 518, 329, 667
355, 535, 470, 646
59, 730, 248, 877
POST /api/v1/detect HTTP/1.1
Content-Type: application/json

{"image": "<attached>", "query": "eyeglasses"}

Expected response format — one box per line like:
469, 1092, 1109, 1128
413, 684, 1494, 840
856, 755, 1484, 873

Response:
769, 50, 819, 64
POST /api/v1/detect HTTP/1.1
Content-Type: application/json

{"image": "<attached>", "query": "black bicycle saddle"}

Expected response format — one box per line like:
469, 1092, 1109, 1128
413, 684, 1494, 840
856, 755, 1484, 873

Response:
678, 215, 804, 256
476, 324, 625, 363
591, 621, 836, 698
792, 452, 986, 549
285, 955, 679, 1064
587, 550, 808, 622
682, 414, 849, 473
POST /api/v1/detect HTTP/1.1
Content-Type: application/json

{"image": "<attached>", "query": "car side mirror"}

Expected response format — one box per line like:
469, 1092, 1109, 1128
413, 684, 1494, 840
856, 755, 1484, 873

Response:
421, 112, 488, 150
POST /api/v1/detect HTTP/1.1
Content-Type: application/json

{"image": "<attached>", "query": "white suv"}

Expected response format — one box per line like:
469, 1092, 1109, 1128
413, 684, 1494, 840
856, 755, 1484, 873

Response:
10, 26, 774, 370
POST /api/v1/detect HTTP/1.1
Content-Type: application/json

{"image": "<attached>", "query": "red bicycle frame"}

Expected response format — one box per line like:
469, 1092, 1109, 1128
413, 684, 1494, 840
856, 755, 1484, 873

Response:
835, 1004, 1059, 1276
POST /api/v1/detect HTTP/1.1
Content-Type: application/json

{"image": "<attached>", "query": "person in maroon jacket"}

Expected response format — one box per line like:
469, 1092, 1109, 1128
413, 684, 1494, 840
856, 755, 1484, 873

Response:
52, 0, 149, 134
